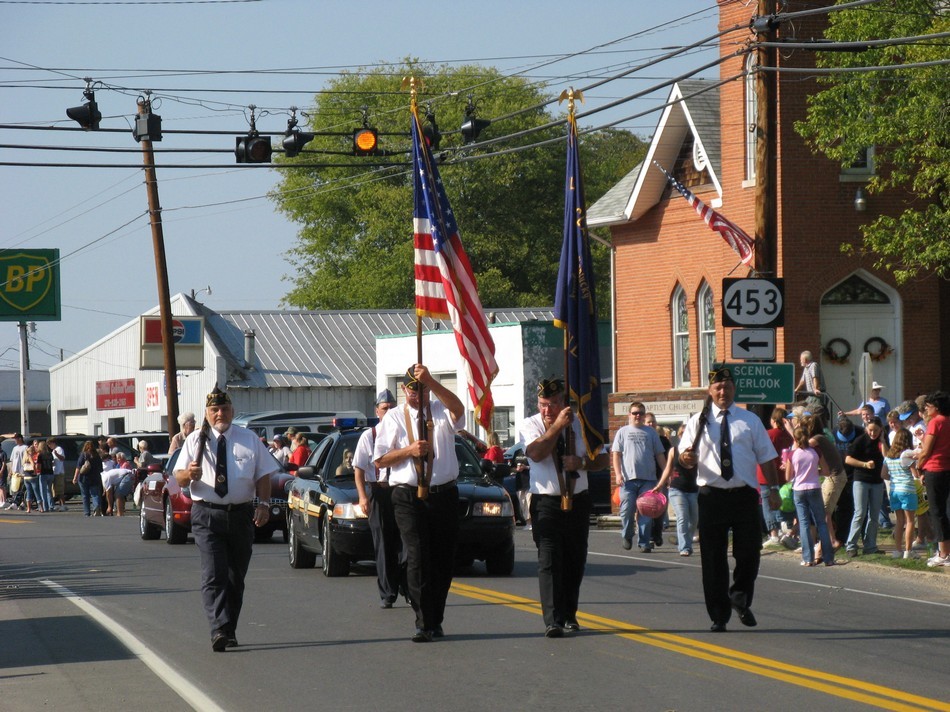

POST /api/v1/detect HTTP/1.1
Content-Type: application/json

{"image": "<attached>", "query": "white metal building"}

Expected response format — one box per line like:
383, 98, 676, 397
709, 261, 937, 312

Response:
49, 293, 563, 438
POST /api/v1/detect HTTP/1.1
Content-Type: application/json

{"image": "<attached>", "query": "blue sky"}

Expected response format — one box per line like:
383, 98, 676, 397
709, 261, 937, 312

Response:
0, 0, 722, 367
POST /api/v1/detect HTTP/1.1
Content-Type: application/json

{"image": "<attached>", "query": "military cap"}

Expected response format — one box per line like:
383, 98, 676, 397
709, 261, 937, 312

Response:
206, 385, 231, 408
376, 388, 397, 405
537, 378, 565, 399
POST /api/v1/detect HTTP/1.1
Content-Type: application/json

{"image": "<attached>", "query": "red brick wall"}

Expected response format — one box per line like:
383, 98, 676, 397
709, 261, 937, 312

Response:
609, 1, 946, 416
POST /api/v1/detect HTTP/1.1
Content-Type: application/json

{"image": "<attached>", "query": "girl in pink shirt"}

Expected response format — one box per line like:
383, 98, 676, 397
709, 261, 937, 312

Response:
787, 427, 836, 566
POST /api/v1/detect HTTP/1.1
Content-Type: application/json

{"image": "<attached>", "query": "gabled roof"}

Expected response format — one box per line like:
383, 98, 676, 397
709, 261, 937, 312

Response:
588, 79, 721, 228
202, 305, 554, 390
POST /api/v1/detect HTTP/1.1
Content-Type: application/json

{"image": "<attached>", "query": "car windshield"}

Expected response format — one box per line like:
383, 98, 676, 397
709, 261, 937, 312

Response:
326, 432, 361, 481
455, 438, 485, 482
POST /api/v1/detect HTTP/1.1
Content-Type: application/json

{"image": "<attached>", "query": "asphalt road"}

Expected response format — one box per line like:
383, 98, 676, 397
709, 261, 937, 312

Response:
1, 509, 948, 712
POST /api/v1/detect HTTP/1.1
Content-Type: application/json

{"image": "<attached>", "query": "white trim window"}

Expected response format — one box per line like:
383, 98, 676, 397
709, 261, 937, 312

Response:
672, 286, 691, 388
698, 282, 716, 386
745, 53, 757, 182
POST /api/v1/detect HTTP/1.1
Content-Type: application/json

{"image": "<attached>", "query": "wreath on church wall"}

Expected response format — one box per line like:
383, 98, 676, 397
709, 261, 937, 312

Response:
864, 337, 894, 362
822, 338, 851, 365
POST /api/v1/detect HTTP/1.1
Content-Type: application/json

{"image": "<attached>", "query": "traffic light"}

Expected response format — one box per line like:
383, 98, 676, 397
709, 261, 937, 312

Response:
460, 115, 490, 144
235, 133, 272, 163
282, 129, 314, 158
66, 90, 101, 130
353, 127, 379, 156
422, 111, 441, 150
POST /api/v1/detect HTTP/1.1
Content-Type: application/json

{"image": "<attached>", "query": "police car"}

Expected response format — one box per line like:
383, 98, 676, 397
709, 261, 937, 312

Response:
286, 420, 516, 577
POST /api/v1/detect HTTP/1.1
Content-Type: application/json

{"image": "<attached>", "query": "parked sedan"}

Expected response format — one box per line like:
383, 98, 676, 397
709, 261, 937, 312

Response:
287, 427, 516, 577
139, 448, 293, 544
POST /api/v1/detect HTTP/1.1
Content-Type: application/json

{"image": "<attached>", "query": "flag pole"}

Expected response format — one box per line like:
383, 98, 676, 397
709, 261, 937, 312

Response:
558, 87, 585, 512
406, 75, 431, 500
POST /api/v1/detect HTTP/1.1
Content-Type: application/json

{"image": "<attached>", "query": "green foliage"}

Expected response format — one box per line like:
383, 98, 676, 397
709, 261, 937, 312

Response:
795, 0, 950, 282
270, 60, 647, 314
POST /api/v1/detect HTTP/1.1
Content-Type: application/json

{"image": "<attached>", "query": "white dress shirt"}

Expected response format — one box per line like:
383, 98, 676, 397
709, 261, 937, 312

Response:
517, 413, 590, 496
179, 424, 278, 504
373, 399, 462, 487
680, 403, 777, 490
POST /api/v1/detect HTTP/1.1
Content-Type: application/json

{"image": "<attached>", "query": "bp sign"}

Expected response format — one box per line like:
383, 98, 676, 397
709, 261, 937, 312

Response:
725, 362, 795, 404
0, 249, 61, 321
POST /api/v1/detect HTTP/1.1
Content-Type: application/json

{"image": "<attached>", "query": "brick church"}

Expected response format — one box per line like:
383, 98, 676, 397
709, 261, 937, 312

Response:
587, 0, 949, 435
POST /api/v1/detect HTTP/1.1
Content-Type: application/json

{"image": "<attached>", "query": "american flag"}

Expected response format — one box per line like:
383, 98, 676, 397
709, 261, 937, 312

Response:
411, 109, 498, 430
653, 161, 755, 265
554, 114, 605, 461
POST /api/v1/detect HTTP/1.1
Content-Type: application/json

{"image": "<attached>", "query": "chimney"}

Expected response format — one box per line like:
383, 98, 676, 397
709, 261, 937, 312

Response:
243, 329, 256, 369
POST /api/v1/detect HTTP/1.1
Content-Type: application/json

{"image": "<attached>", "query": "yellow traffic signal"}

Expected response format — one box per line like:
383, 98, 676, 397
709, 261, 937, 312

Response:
353, 127, 378, 156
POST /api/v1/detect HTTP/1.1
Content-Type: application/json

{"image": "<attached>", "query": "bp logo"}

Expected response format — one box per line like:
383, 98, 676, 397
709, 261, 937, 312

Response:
0, 252, 53, 313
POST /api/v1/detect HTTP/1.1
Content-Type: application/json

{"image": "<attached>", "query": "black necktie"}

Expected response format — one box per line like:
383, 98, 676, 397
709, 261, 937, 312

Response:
719, 409, 733, 481
214, 434, 229, 498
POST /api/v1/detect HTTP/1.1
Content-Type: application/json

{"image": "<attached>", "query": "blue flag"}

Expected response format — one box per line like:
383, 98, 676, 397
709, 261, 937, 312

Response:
554, 116, 605, 460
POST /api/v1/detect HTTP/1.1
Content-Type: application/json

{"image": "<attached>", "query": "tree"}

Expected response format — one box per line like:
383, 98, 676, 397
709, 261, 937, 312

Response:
271, 61, 647, 314
795, 0, 950, 283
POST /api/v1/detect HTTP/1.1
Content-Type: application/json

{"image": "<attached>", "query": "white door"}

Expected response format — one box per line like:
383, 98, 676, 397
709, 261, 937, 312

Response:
819, 272, 901, 415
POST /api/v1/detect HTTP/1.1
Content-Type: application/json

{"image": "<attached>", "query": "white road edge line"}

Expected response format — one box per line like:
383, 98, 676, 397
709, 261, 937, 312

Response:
586, 551, 950, 609
40, 579, 226, 712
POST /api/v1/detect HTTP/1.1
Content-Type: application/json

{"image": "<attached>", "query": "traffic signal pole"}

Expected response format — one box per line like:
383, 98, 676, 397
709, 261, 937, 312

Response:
138, 98, 180, 438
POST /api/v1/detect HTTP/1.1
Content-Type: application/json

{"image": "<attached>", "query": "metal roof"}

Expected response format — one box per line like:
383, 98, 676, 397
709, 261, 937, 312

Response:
202, 306, 553, 390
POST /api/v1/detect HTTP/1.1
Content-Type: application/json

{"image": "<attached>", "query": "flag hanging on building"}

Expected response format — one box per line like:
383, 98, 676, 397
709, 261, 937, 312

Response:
653, 161, 755, 265
411, 108, 498, 430
554, 115, 605, 460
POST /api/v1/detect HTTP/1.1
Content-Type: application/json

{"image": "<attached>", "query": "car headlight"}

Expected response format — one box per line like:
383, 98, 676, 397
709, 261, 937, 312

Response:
332, 502, 367, 520
472, 500, 513, 517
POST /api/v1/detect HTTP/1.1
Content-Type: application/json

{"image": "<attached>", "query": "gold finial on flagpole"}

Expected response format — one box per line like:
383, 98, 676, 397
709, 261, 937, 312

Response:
402, 76, 424, 113
558, 87, 584, 119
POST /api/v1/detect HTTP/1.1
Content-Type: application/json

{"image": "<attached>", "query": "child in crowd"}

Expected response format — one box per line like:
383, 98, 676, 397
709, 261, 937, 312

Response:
786, 426, 835, 566
882, 428, 918, 559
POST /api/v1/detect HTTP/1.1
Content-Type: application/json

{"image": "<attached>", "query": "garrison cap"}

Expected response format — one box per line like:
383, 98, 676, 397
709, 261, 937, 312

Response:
206, 385, 231, 408
403, 367, 421, 391
376, 388, 397, 405
537, 378, 565, 399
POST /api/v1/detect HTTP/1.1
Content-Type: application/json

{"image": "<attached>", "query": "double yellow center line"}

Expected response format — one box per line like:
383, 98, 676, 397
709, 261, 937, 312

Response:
450, 582, 949, 712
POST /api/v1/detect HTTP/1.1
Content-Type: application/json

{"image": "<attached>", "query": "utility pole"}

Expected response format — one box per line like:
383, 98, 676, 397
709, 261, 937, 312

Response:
138, 97, 180, 437
754, 0, 778, 278
18, 321, 29, 435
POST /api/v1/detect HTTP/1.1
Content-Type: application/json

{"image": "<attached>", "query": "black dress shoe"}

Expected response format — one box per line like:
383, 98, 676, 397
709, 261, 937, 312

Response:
212, 633, 229, 652
732, 603, 757, 627
544, 624, 564, 638
430, 625, 444, 638
710, 622, 727, 633
380, 599, 394, 609
563, 619, 580, 632
411, 628, 433, 643
226, 637, 238, 648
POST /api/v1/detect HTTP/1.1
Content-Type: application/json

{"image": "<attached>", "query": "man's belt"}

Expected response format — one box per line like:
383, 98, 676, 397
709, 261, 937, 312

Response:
194, 500, 253, 511
698, 485, 753, 495
393, 481, 457, 494
370, 482, 390, 488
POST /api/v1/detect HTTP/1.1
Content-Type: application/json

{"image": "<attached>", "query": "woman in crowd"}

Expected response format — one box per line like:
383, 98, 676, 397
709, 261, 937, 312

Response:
786, 425, 835, 566
881, 428, 918, 559
802, 409, 847, 556
916, 391, 950, 567
844, 416, 886, 557
34, 439, 56, 514
271, 435, 292, 467
655, 422, 697, 557
21, 440, 41, 513
483, 432, 505, 464
288, 433, 312, 472
168, 411, 196, 454
73, 440, 104, 517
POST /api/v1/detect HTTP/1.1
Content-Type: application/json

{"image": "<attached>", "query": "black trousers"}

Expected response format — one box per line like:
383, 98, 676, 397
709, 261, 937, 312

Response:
697, 485, 761, 625
391, 484, 459, 631
530, 492, 591, 628
368, 484, 403, 603
191, 502, 255, 638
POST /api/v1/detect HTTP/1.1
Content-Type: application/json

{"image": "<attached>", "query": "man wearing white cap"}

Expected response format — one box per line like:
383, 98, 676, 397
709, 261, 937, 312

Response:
842, 382, 891, 420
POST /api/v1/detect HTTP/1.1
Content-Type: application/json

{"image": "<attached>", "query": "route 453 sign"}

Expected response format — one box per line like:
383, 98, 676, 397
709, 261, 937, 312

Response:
722, 277, 784, 328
